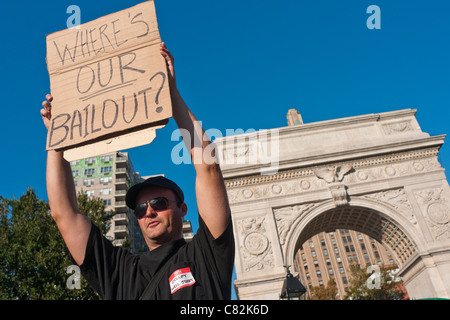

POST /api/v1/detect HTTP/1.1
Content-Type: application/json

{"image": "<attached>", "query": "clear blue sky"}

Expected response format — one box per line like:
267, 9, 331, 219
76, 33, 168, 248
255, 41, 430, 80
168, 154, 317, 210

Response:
1, 0, 449, 298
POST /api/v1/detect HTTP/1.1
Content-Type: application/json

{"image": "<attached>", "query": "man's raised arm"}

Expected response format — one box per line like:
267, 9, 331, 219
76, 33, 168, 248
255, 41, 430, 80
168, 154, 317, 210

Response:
41, 95, 91, 265
160, 43, 231, 239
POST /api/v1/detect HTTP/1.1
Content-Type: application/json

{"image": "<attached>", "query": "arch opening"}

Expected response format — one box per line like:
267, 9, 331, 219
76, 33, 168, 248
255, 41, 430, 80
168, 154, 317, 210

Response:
294, 205, 417, 267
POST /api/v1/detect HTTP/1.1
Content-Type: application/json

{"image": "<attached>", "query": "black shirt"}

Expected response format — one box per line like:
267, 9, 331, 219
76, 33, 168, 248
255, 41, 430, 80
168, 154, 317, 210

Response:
77, 215, 235, 300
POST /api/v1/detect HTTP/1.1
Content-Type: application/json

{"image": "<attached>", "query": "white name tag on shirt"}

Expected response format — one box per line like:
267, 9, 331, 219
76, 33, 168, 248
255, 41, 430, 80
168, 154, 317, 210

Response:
169, 267, 196, 294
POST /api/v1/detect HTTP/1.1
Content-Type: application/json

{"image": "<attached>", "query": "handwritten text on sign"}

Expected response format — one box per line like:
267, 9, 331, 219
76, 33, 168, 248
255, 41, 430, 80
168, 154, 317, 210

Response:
46, 1, 171, 151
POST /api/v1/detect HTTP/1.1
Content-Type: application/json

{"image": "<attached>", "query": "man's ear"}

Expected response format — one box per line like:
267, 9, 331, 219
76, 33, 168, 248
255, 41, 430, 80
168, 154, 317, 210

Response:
180, 203, 188, 218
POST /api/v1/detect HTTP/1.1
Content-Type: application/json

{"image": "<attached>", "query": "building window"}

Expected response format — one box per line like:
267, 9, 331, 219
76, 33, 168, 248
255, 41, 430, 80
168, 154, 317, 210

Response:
323, 249, 329, 256
309, 241, 314, 248
85, 190, 94, 197
99, 188, 112, 195
342, 277, 348, 284
84, 168, 95, 176
339, 267, 345, 274
316, 270, 322, 278
326, 259, 331, 266
334, 248, 339, 255
72, 170, 79, 177
101, 155, 113, 162
101, 166, 113, 174
328, 268, 334, 276
100, 177, 112, 184
103, 199, 111, 206
314, 260, 319, 268
85, 157, 96, 165
83, 178, 95, 186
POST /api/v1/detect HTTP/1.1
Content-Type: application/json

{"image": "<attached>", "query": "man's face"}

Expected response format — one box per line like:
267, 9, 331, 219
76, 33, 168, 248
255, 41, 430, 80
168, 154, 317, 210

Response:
135, 186, 187, 250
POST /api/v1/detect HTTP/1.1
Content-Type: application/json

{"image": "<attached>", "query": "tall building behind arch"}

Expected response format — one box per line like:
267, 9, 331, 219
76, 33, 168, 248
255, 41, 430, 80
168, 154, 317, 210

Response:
295, 228, 398, 299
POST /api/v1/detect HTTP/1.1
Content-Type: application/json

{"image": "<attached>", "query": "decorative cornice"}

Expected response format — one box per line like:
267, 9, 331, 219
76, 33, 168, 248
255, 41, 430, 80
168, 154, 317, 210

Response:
225, 147, 440, 189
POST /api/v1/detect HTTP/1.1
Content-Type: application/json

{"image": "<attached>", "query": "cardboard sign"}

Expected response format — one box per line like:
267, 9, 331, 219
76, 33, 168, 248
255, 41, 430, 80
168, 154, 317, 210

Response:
45, 1, 171, 158
63, 124, 165, 162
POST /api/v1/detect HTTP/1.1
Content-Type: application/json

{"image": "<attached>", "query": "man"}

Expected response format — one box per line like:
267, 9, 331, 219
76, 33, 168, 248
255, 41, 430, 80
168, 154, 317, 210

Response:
40, 43, 235, 300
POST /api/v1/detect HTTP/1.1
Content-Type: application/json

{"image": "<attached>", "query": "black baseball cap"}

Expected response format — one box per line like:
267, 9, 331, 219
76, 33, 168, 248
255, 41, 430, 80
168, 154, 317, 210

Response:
125, 175, 184, 210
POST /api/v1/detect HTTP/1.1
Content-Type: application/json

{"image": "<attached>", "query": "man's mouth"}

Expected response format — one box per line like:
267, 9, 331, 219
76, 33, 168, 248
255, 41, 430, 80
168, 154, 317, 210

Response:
148, 221, 160, 228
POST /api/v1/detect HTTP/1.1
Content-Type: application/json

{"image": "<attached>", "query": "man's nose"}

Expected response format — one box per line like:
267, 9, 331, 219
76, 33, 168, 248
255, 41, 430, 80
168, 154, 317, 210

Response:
145, 205, 157, 218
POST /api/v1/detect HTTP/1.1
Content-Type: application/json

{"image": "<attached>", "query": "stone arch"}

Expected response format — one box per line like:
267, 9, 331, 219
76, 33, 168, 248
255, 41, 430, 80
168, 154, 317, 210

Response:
216, 108, 450, 299
284, 198, 425, 275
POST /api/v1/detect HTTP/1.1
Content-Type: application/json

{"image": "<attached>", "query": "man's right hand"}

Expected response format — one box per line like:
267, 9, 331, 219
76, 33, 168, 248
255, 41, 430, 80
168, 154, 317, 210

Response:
40, 94, 53, 130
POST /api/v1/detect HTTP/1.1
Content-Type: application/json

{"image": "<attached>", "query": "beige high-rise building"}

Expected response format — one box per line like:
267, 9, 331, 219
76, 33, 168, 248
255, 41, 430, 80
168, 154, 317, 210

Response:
70, 152, 193, 253
294, 229, 396, 299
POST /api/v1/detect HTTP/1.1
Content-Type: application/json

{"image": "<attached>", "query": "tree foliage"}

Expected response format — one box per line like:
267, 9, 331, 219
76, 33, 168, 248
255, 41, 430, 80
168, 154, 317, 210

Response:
343, 263, 408, 300
0, 188, 114, 300
309, 278, 338, 300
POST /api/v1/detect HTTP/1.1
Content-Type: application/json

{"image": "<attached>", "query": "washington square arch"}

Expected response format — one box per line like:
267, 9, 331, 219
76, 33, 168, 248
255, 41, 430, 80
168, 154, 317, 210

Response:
214, 108, 450, 300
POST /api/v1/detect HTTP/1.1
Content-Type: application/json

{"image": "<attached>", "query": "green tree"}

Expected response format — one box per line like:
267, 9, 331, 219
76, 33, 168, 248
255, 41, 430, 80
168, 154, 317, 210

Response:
76, 190, 115, 235
309, 278, 338, 300
343, 263, 408, 300
0, 188, 114, 300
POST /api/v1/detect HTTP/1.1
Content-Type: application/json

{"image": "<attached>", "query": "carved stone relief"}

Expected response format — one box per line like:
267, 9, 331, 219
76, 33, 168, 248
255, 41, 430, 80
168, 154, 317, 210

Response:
314, 164, 353, 206
328, 183, 349, 206
226, 177, 321, 204
225, 148, 441, 205
414, 188, 450, 240
273, 203, 316, 246
313, 164, 353, 184
382, 120, 413, 135
237, 216, 275, 272
360, 188, 417, 224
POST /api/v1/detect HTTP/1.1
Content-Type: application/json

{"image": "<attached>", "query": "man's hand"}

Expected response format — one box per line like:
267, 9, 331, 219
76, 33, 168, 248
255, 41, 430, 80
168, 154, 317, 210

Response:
160, 42, 177, 92
41, 94, 53, 130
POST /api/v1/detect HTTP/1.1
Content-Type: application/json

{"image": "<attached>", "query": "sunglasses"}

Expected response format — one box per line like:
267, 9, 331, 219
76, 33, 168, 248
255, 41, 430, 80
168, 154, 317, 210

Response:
134, 197, 180, 218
